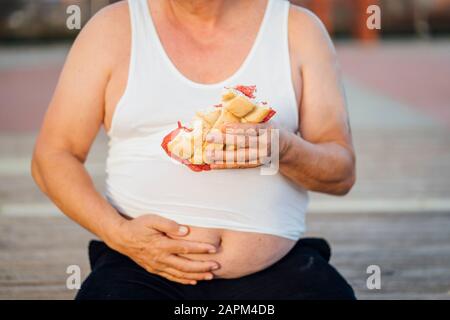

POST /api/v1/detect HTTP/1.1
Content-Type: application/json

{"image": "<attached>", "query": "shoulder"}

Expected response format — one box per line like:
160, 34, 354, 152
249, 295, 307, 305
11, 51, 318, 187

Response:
79, 1, 130, 44
288, 5, 329, 39
86, 1, 130, 29
288, 4, 336, 62
69, 1, 130, 71
289, 5, 324, 25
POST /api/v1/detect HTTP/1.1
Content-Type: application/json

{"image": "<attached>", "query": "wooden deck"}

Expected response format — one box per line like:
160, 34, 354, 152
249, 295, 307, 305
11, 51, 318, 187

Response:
1, 212, 449, 300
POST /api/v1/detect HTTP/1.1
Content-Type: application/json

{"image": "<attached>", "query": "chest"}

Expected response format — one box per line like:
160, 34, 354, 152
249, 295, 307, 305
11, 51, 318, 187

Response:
104, 9, 302, 133
155, 25, 264, 85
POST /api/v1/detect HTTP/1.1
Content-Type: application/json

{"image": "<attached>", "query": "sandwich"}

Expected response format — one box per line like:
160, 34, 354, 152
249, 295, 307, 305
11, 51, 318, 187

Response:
161, 85, 276, 171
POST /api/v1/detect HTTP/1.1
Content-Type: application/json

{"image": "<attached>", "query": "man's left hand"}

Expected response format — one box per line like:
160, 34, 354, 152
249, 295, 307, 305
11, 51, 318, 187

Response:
205, 123, 287, 169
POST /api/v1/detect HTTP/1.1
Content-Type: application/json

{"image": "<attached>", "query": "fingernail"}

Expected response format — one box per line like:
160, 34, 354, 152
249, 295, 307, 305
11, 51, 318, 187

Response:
205, 274, 213, 280
190, 281, 197, 285
208, 248, 216, 253
211, 264, 219, 270
178, 226, 188, 235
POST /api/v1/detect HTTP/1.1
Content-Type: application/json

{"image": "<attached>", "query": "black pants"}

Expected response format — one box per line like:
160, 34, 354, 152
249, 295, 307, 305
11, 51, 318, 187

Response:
76, 238, 356, 300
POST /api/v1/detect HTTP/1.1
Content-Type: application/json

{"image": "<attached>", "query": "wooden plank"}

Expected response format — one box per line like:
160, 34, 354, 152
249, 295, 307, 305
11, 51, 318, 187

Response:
0, 213, 449, 299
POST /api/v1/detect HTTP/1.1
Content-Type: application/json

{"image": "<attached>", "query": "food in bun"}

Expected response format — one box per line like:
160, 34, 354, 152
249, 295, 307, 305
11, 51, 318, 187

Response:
161, 85, 276, 171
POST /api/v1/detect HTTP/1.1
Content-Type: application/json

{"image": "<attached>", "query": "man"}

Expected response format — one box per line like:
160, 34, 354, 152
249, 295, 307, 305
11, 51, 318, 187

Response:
32, 0, 356, 299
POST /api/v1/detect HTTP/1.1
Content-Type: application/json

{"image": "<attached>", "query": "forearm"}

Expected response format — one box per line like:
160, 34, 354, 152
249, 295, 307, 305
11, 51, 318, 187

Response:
31, 150, 125, 244
279, 131, 355, 195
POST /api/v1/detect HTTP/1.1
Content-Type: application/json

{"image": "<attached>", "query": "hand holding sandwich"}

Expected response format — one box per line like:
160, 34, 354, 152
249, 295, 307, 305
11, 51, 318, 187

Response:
162, 85, 278, 171
204, 122, 289, 169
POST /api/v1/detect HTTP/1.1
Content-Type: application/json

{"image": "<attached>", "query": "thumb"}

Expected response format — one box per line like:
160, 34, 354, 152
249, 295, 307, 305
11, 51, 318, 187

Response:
145, 215, 189, 236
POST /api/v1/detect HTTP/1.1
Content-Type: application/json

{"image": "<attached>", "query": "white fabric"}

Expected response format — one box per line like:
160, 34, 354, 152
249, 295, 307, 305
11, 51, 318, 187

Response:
105, 0, 308, 240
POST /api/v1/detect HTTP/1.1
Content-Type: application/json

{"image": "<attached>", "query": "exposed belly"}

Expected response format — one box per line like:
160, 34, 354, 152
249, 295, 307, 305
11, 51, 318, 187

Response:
108, 149, 307, 278
170, 224, 296, 279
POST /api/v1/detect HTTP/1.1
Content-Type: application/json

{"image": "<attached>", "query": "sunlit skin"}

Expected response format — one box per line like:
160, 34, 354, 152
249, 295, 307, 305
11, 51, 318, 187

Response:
31, 0, 355, 285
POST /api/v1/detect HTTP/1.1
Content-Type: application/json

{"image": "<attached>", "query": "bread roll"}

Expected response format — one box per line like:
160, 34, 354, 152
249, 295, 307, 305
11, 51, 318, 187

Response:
224, 95, 256, 117
162, 85, 276, 171
242, 106, 272, 123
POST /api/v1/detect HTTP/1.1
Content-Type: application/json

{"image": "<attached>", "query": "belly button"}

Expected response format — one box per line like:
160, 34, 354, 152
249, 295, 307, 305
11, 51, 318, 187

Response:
214, 237, 224, 253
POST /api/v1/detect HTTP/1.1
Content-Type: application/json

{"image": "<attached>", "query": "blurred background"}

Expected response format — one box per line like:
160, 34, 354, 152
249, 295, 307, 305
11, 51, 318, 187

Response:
0, 0, 449, 299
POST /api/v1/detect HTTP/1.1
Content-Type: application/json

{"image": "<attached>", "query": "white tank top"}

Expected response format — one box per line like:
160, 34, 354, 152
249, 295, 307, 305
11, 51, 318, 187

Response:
105, 0, 309, 240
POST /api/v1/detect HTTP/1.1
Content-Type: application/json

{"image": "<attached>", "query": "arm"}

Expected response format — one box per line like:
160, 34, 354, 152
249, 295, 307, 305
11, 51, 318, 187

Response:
207, 8, 355, 196
31, 6, 119, 240
31, 5, 218, 285
279, 7, 355, 195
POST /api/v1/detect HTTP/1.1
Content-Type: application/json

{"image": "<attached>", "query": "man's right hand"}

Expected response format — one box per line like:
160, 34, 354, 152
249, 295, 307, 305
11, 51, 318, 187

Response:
107, 214, 220, 285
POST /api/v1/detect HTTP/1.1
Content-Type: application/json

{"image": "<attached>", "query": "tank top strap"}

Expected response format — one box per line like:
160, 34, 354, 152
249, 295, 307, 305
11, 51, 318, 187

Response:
254, 0, 290, 49
269, 0, 291, 48
247, 0, 291, 80
127, 0, 153, 49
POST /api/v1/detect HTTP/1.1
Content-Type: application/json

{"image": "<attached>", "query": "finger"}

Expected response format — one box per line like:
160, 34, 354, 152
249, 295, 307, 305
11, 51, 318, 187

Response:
162, 238, 218, 254
256, 133, 272, 159
222, 123, 271, 135
164, 255, 220, 273
212, 148, 235, 163
210, 162, 261, 170
205, 130, 224, 143
223, 134, 258, 149
163, 267, 215, 281
206, 126, 268, 143
213, 148, 260, 164
143, 214, 189, 236
157, 271, 197, 285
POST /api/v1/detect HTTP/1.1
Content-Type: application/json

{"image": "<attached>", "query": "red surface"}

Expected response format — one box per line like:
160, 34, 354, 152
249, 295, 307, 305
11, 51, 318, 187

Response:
0, 65, 61, 132
337, 44, 450, 126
